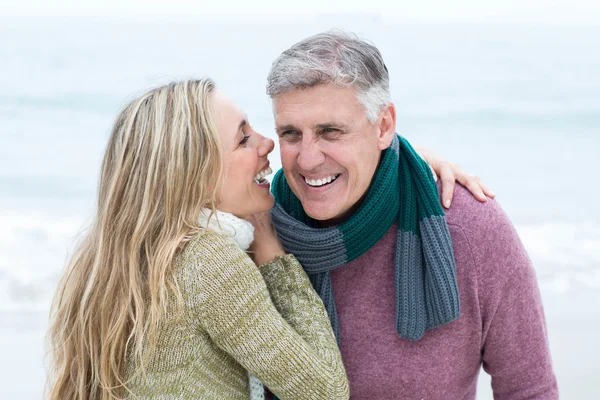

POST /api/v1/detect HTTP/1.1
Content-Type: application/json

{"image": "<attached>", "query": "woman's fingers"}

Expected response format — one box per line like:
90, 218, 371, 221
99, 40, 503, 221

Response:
438, 162, 457, 208
440, 164, 495, 208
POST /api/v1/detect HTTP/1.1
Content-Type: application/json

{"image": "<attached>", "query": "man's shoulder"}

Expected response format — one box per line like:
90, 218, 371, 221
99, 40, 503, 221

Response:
437, 183, 532, 282
437, 182, 513, 238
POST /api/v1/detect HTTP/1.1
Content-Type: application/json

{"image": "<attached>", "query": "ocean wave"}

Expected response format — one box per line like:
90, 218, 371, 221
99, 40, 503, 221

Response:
0, 212, 87, 312
517, 222, 600, 293
0, 213, 598, 311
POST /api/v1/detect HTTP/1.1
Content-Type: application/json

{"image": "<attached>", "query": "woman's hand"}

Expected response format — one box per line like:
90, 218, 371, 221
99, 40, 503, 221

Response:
246, 212, 286, 266
415, 146, 496, 209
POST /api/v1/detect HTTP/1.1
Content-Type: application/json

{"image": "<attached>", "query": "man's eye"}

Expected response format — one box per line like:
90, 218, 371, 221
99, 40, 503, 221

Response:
321, 127, 342, 137
280, 130, 299, 138
239, 135, 250, 146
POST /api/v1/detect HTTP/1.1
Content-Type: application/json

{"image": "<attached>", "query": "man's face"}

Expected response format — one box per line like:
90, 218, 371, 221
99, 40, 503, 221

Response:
274, 84, 395, 224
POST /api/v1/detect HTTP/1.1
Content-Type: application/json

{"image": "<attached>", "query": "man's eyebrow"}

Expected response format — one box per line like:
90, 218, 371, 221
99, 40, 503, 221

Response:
275, 122, 348, 134
275, 124, 297, 134
316, 122, 347, 130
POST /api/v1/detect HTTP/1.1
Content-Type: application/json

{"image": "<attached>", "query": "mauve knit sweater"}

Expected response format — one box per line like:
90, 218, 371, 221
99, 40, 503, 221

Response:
270, 184, 558, 399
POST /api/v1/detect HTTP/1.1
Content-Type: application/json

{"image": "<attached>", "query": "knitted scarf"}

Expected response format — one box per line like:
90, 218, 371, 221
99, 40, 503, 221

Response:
270, 134, 460, 342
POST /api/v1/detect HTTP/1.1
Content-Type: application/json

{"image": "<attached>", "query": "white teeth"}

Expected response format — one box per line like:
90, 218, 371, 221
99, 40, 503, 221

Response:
305, 174, 339, 187
253, 166, 272, 182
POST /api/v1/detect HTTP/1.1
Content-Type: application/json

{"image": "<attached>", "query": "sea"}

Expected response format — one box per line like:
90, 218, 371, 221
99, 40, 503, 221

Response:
0, 16, 598, 398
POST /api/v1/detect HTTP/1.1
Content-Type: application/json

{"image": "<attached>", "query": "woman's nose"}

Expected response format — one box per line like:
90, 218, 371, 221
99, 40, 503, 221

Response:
257, 134, 275, 156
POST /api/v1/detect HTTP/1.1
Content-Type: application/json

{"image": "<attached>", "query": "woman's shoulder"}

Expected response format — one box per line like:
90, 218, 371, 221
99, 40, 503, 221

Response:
174, 229, 259, 305
183, 228, 232, 251
176, 229, 249, 273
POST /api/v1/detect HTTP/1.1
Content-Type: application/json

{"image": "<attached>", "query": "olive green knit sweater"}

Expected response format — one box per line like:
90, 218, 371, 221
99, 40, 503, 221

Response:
124, 230, 349, 399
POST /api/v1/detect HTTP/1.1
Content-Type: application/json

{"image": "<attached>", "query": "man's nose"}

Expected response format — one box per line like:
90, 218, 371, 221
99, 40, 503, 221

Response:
297, 138, 325, 171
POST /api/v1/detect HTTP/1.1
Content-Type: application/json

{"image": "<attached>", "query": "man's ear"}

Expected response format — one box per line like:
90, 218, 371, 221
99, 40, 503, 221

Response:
377, 102, 396, 150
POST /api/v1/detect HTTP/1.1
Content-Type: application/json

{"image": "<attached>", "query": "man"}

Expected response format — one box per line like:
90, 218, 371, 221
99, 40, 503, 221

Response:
266, 31, 558, 399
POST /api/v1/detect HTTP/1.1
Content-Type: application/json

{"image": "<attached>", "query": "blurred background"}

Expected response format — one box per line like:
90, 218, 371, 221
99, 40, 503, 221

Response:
1, 0, 598, 398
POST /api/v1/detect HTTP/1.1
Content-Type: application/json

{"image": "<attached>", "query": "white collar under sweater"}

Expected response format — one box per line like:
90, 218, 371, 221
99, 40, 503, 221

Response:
197, 209, 264, 400
198, 209, 255, 251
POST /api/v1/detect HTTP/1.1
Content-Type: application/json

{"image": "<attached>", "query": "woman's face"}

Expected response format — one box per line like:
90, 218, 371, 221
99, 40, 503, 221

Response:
211, 89, 275, 218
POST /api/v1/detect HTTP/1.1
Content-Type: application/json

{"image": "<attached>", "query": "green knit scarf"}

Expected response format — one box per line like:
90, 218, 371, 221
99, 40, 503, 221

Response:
270, 134, 460, 342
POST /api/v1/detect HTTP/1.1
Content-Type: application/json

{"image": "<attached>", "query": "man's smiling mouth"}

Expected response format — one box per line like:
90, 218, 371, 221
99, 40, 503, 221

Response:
303, 174, 340, 187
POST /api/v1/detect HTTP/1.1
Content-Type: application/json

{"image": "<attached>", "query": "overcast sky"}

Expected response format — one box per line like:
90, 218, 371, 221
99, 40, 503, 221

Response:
1, 0, 600, 24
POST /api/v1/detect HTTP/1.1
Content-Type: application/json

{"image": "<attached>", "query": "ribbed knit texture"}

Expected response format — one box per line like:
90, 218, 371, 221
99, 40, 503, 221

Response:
271, 134, 460, 341
123, 230, 349, 399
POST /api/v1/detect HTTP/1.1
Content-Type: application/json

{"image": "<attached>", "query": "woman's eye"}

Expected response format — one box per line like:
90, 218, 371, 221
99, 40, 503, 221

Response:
239, 135, 250, 146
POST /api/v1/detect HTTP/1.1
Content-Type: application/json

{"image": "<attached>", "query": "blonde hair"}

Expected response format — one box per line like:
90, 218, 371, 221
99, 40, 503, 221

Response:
46, 78, 221, 399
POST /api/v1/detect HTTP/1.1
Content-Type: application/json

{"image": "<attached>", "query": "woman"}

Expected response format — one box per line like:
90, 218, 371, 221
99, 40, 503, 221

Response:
46, 78, 491, 400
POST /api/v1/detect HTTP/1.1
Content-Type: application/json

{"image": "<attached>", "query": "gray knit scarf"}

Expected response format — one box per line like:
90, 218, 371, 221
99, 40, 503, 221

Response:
270, 134, 460, 342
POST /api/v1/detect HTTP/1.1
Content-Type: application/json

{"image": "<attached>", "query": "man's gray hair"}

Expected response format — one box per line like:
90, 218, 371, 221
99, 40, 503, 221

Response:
266, 31, 391, 123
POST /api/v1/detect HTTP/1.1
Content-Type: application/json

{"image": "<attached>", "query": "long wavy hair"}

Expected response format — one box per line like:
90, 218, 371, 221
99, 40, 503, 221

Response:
46, 78, 222, 399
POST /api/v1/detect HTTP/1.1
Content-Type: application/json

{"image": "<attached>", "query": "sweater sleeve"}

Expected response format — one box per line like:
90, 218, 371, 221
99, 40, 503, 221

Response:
464, 198, 559, 399
184, 232, 349, 400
